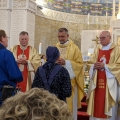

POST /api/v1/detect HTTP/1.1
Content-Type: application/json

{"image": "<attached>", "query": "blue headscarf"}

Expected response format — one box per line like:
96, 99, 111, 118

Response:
43, 46, 60, 68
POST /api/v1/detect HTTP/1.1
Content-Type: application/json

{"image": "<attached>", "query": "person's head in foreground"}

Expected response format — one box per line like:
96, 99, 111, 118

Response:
0, 30, 8, 48
0, 88, 72, 120
99, 31, 111, 46
45, 46, 60, 63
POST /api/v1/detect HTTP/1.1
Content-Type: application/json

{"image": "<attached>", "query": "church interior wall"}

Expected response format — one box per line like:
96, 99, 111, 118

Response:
0, 0, 114, 55
34, 13, 110, 54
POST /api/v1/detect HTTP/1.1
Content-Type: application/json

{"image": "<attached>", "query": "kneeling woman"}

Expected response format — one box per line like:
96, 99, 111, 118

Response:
32, 46, 72, 101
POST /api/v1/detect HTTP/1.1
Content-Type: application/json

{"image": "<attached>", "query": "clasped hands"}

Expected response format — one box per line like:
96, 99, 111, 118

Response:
56, 58, 65, 65
94, 62, 105, 70
16, 57, 28, 65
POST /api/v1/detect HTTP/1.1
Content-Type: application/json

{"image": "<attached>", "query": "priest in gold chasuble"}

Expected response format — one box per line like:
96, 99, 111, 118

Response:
56, 28, 84, 120
10, 31, 40, 92
87, 31, 120, 120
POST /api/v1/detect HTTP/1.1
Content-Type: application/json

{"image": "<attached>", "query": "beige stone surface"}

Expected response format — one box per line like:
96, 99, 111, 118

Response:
34, 15, 110, 54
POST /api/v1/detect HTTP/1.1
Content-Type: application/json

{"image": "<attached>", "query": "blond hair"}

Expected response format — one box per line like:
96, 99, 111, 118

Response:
0, 88, 72, 120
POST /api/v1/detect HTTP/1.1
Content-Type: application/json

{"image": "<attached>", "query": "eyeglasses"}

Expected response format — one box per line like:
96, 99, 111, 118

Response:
99, 36, 109, 40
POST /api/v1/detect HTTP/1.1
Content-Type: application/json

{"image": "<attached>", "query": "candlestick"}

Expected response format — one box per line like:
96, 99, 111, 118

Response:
39, 43, 42, 54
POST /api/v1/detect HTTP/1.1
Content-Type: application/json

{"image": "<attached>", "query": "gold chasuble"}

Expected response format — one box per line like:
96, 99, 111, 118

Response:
56, 40, 84, 111
10, 45, 40, 92
87, 43, 120, 118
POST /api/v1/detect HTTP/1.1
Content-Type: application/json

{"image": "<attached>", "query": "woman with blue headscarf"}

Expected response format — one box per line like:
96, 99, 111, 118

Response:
32, 46, 72, 101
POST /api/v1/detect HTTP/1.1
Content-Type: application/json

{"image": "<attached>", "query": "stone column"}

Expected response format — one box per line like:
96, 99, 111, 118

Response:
0, 0, 37, 49
10, 0, 37, 48
112, 0, 116, 20
0, 0, 11, 49
117, 0, 120, 19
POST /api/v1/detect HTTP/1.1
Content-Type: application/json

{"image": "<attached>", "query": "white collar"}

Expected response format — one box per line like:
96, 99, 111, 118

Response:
102, 43, 112, 50
60, 40, 69, 45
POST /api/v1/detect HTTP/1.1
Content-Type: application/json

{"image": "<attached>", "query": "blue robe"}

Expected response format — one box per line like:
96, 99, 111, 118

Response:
0, 43, 23, 104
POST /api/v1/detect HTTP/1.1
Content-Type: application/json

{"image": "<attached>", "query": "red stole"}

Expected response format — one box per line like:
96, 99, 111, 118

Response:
17, 45, 30, 92
93, 49, 113, 118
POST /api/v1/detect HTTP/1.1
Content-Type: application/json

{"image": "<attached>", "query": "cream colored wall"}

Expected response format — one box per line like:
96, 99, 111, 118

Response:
0, 0, 36, 49
34, 15, 110, 54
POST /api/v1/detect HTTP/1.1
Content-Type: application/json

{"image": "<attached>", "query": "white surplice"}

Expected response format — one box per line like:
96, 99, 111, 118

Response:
89, 43, 120, 120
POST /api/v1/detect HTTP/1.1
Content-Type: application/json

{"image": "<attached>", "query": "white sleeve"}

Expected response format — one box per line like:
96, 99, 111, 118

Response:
64, 60, 76, 79
104, 64, 114, 79
27, 60, 34, 71
89, 64, 95, 79
89, 64, 115, 79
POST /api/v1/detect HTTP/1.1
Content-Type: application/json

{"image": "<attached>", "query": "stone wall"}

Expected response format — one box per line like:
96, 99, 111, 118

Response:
34, 8, 110, 54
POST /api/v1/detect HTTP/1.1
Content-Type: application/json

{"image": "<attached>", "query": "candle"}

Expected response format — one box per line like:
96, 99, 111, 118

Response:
106, 12, 108, 17
39, 43, 42, 54
97, 30, 98, 36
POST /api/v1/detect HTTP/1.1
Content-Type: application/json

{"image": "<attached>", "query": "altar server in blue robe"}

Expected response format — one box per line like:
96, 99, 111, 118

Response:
0, 30, 23, 105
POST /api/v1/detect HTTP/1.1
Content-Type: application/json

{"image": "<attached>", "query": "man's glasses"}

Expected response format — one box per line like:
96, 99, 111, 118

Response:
99, 36, 109, 40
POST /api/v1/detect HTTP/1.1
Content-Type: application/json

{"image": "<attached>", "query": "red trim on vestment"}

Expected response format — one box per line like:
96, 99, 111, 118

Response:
17, 45, 30, 92
94, 49, 113, 118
